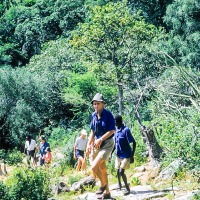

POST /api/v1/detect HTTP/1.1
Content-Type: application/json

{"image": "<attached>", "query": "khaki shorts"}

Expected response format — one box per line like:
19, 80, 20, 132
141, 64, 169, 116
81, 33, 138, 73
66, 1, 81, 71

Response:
89, 138, 114, 162
115, 157, 130, 170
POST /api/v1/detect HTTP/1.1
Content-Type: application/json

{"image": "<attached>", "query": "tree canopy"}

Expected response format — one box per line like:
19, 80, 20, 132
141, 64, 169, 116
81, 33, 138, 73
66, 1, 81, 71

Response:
0, 0, 199, 174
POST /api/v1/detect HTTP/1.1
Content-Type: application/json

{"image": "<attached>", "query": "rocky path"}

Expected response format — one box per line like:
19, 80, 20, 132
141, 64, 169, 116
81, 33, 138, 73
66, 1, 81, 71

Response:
75, 184, 196, 200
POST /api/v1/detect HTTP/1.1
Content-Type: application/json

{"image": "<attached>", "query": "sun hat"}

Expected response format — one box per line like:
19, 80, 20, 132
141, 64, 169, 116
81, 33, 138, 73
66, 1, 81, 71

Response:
40, 135, 46, 141
91, 93, 105, 104
81, 129, 87, 136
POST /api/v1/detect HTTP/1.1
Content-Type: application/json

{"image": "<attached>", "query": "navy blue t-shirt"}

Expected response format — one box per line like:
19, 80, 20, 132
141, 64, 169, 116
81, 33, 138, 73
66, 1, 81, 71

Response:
90, 108, 115, 139
114, 125, 135, 159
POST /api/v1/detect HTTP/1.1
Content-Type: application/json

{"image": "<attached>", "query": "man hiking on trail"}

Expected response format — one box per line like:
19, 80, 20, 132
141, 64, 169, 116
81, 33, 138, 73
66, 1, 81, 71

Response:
86, 93, 115, 199
24, 135, 37, 167
113, 114, 136, 195
74, 129, 88, 173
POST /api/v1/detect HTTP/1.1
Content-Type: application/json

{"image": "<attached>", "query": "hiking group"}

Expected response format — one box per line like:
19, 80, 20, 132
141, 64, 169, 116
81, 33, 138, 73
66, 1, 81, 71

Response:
73, 93, 136, 199
24, 134, 52, 168
24, 92, 136, 199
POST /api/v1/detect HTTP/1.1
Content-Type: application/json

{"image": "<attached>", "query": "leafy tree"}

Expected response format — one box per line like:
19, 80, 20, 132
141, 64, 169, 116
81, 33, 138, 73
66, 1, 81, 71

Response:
0, 67, 70, 149
127, 0, 173, 28
0, 0, 86, 67
164, 0, 200, 69
28, 39, 117, 126
70, 2, 163, 114
150, 66, 200, 170
28, 39, 88, 73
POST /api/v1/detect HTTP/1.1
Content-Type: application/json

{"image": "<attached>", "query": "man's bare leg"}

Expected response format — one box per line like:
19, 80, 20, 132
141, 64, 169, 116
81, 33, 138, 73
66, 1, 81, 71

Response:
76, 158, 81, 172
92, 157, 110, 194
99, 161, 109, 193
81, 157, 86, 173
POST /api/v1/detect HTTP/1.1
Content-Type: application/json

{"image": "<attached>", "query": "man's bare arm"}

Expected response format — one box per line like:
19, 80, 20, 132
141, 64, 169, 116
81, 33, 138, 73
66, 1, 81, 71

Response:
94, 130, 115, 149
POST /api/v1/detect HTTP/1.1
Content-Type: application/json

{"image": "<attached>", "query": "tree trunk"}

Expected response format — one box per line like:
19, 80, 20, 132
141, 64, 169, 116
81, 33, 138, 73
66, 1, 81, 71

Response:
135, 111, 162, 167
117, 82, 124, 115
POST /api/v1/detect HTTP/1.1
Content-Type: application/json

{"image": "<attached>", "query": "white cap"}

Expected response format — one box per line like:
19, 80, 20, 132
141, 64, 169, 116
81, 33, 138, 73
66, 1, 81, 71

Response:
81, 129, 87, 136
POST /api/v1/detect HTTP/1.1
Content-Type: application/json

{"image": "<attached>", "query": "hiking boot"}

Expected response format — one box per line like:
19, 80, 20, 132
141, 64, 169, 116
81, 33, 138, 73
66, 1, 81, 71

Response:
97, 192, 111, 199
123, 188, 130, 196
95, 185, 107, 195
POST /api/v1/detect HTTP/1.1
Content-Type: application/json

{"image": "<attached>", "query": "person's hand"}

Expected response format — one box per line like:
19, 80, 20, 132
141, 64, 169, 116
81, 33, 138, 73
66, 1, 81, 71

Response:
86, 144, 92, 155
130, 156, 134, 164
94, 138, 102, 149
73, 154, 76, 160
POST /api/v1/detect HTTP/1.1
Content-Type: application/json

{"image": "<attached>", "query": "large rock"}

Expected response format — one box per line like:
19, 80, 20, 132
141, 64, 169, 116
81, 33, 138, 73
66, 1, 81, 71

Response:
70, 176, 96, 191
52, 181, 70, 195
156, 159, 183, 181
132, 163, 160, 185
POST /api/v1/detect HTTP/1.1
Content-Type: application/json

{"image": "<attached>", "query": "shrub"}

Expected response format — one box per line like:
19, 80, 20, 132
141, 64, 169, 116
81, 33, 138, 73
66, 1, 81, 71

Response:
0, 148, 23, 165
0, 181, 9, 200
131, 177, 140, 186
6, 167, 51, 200
153, 111, 200, 170
68, 174, 84, 186
6, 148, 23, 165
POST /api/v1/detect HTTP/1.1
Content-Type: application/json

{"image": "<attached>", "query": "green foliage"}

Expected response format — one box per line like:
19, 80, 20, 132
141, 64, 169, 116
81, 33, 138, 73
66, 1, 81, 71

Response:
68, 174, 85, 186
164, 0, 200, 69
193, 191, 200, 200
107, 155, 116, 176
0, 148, 23, 165
127, 0, 173, 27
64, 131, 79, 167
0, 181, 9, 200
48, 129, 80, 168
23, 0, 36, 7
28, 39, 86, 73
70, 2, 165, 114
153, 112, 200, 170
150, 66, 200, 170
131, 177, 140, 186
63, 71, 96, 105
0, 0, 86, 66
48, 127, 75, 148
6, 148, 23, 165
6, 167, 51, 200
0, 67, 69, 148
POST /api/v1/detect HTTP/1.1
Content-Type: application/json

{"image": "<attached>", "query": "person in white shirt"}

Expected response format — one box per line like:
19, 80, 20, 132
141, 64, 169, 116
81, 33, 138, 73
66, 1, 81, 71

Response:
74, 129, 88, 173
25, 135, 37, 167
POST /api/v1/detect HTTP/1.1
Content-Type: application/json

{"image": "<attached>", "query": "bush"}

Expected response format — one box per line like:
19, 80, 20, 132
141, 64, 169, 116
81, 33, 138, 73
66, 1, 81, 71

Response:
68, 174, 84, 186
152, 110, 200, 170
63, 130, 79, 167
6, 148, 23, 165
131, 177, 140, 186
0, 181, 9, 200
47, 127, 72, 148
0, 148, 23, 165
6, 167, 51, 200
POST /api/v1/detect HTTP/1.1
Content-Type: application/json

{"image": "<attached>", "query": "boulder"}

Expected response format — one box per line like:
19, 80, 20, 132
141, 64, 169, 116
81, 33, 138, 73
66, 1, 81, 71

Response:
70, 176, 96, 191
156, 159, 183, 181
51, 181, 70, 195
